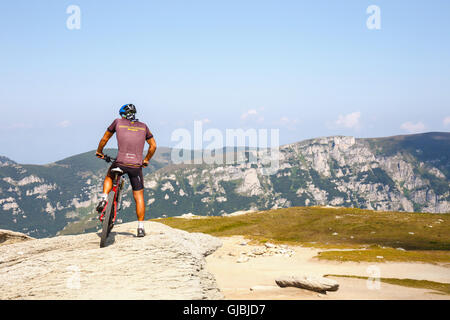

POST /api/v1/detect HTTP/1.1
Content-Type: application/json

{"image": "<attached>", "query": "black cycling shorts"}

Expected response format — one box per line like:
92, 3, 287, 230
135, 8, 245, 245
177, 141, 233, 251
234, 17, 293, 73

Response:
107, 162, 144, 191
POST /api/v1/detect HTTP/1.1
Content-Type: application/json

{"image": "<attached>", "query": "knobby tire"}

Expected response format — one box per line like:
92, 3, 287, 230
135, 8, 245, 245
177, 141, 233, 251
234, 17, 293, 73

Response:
100, 191, 115, 248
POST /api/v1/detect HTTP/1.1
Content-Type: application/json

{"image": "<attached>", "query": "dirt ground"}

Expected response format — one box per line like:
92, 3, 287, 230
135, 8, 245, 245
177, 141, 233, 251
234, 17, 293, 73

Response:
205, 236, 450, 300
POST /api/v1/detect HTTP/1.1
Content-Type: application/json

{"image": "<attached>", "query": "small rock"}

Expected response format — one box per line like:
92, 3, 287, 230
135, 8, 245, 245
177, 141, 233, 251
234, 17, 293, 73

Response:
264, 242, 276, 248
236, 256, 249, 263
376, 256, 384, 259
332, 232, 338, 236
251, 248, 266, 255
396, 248, 405, 251
408, 232, 415, 235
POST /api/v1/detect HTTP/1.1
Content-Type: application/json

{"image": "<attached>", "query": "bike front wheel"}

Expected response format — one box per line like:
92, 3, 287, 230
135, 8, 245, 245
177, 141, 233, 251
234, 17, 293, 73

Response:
100, 191, 115, 248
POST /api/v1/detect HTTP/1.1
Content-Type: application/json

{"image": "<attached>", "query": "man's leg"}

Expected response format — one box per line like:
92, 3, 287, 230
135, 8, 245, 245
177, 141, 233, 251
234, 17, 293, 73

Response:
133, 189, 145, 221
129, 167, 146, 237
103, 175, 113, 194
96, 174, 113, 214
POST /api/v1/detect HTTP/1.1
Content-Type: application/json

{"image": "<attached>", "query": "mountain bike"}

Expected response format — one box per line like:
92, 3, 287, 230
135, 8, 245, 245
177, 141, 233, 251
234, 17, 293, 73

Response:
98, 154, 125, 248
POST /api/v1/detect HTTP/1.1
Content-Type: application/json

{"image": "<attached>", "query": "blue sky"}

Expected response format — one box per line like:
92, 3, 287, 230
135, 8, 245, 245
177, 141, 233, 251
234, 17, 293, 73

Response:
0, 0, 449, 164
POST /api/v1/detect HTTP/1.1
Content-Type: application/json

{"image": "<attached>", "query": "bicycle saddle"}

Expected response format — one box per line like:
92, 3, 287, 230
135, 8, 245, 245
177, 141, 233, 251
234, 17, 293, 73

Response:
111, 167, 124, 174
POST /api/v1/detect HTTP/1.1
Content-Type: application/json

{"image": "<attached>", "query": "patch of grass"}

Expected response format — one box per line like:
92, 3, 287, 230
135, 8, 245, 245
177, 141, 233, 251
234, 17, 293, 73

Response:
155, 206, 450, 264
316, 247, 450, 264
325, 274, 450, 295
155, 206, 450, 250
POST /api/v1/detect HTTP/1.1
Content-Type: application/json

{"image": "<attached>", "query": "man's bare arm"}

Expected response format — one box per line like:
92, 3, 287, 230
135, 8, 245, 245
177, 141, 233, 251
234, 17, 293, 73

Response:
143, 137, 157, 165
96, 130, 114, 158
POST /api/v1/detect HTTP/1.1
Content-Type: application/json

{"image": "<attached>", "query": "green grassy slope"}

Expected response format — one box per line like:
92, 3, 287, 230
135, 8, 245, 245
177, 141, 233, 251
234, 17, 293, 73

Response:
156, 206, 450, 263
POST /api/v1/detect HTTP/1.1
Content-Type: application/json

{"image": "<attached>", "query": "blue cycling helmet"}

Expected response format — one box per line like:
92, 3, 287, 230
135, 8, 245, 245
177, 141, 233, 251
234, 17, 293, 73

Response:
119, 104, 137, 121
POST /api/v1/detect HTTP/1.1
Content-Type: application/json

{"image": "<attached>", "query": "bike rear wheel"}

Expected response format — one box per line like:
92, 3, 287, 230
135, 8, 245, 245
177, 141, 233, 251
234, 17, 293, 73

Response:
100, 191, 115, 248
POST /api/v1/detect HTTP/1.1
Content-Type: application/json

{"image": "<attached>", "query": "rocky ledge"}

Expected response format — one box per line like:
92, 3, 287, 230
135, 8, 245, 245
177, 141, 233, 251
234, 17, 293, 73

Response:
0, 229, 34, 245
0, 221, 223, 300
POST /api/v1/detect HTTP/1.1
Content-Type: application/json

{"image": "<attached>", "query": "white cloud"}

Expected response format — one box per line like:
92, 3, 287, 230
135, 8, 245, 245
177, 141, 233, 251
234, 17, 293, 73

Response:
275, 116, 299, 131
400, 121, 426, 133
240, 109, 258, 120
277, 116, 298, 125
57, 120, 71, 128
443, 116, 450, 127
240, 109, 264, 123
198, 118, 210, 124
334, 112, 361, 129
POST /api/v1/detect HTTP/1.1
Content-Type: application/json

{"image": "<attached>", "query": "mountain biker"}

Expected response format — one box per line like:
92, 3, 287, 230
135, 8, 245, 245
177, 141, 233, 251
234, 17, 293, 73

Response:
95, 104, 157, 237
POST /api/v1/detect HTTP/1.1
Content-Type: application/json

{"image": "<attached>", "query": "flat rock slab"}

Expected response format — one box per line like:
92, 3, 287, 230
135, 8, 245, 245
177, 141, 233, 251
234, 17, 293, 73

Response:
275, 275, 339, 294
0, 221, 223, 300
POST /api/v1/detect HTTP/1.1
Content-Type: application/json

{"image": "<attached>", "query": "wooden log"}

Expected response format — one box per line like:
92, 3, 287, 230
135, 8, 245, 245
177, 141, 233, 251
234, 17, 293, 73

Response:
275, 275, 339, 294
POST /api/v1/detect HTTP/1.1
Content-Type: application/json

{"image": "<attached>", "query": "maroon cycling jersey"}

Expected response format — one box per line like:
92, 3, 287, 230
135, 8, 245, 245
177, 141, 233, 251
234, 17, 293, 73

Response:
107, 118, 153, 167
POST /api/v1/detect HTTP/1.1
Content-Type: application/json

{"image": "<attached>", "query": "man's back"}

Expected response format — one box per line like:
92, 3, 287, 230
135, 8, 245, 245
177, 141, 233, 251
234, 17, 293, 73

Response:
107, 118, 153, 167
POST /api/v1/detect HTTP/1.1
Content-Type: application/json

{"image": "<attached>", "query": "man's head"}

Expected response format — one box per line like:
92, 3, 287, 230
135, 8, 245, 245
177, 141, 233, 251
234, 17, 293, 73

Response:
119, 104, 137, 121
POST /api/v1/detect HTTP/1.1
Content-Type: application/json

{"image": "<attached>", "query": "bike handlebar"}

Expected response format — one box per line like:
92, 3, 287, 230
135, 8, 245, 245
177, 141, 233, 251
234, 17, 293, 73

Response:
103, 154, 116, 163
99, 154, 116, 163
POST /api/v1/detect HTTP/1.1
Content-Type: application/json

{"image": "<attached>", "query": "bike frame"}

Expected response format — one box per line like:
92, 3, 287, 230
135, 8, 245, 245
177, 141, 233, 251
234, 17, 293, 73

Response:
99, 164, 123, 224
98, 153, 144, 247
101, 174, 121, 223
99, 154, 126, 247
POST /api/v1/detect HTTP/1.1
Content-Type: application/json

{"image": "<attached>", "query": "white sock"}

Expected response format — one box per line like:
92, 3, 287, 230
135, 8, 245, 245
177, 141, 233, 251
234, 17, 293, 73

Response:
138, 221, 144, 229
100, 193, 108, 201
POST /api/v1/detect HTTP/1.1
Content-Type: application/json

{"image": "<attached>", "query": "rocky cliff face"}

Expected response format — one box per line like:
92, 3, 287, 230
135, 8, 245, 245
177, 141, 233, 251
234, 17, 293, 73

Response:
0, 221, 223, 300
1, 133, 449, 238
277, 134, 449, 213
142, 133, 449, 218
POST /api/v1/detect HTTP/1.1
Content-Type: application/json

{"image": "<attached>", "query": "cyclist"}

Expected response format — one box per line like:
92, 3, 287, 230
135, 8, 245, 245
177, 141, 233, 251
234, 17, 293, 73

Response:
95, 104, 157, 237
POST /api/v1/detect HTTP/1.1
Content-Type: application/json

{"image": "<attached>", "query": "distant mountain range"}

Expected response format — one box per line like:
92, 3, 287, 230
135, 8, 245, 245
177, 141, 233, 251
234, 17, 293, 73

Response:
1, 132, 449, 238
